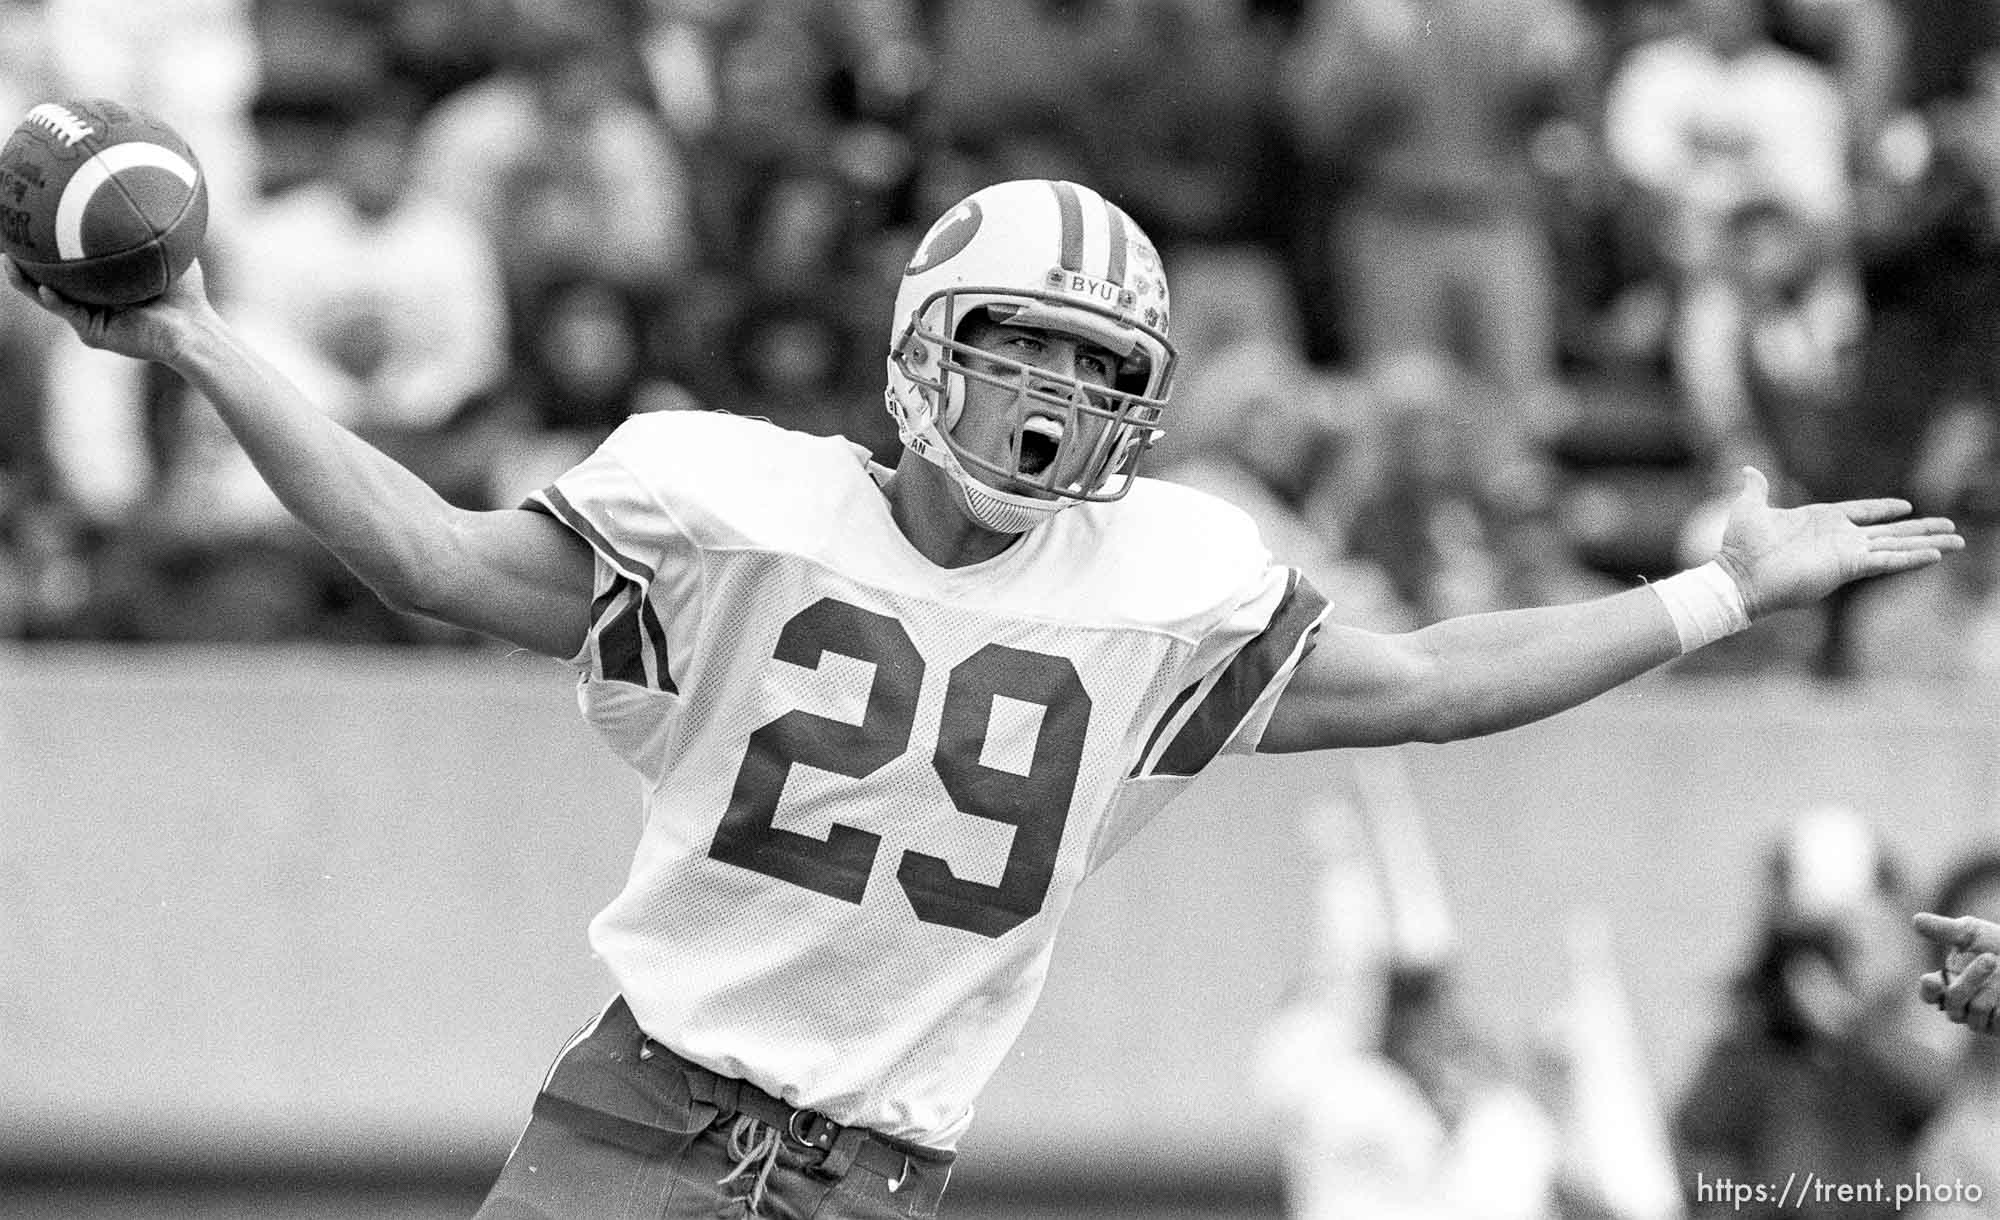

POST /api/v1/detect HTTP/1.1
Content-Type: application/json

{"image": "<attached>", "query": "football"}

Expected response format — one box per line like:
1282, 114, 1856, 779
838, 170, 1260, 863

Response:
0, 97, 208, 307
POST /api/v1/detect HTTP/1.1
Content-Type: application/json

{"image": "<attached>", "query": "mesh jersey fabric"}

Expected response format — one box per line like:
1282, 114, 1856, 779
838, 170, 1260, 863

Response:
528, 410, 1330, 1149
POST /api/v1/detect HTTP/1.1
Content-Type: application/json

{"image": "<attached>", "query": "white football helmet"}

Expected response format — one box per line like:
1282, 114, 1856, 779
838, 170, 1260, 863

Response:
885, 179, 1175, 534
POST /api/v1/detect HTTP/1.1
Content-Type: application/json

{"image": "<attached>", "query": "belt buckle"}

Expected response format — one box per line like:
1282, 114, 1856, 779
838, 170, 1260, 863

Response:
786, 1107, 838, 1151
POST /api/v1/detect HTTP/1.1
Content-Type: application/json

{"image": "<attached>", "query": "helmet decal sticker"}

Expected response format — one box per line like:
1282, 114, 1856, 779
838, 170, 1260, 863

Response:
906, 200, 983, 276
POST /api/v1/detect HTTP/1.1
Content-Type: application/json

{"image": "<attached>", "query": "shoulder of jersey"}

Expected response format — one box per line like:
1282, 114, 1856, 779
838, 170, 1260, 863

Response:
1059, 475, 1273, 605
1097, 475, 1264, 556
595, 409, 873, 531
606, 408, 859, 472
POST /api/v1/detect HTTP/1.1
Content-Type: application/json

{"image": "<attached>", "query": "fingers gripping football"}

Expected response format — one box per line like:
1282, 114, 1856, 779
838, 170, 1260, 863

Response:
6, 249, 208, 363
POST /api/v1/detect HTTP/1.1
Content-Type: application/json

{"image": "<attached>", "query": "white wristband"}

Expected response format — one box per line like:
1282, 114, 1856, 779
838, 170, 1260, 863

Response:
1652, 561, 1751, 654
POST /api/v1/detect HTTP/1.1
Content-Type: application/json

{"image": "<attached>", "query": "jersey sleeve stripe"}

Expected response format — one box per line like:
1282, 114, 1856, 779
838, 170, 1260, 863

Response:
1148, 570, 1330, 777
590, 577, 677, 692
532, 485, 657, 585
639, 596, 672, 690
591, 580, 641, 684
1129, 675, 1203, 778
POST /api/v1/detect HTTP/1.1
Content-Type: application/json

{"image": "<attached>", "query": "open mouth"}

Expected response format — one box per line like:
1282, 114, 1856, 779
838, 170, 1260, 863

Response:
1017, 416, 1063, 478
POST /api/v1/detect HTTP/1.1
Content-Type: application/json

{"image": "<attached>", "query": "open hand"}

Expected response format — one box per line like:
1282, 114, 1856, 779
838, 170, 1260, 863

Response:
1914, 912, 2000, 1033
1714, 467, 1964, 618
4, 252, 216, 368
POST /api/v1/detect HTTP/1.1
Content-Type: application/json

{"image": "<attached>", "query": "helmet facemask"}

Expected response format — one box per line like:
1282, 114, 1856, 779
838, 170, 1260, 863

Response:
892, 287, 1173, 531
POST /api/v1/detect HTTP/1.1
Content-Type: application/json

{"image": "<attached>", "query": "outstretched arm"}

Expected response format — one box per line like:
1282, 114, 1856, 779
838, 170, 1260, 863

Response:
7, 257, 594, 658
1262, 467, 1963, 750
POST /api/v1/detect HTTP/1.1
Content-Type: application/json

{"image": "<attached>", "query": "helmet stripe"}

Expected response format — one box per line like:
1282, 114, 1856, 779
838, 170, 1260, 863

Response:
1103, 202, 1129, 285
1050, 180, 1085, 272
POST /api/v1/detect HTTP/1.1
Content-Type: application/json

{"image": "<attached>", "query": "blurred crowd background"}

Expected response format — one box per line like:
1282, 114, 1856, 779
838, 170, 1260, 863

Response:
1258, 787, 2000, 1220
1, 0, 1999, 675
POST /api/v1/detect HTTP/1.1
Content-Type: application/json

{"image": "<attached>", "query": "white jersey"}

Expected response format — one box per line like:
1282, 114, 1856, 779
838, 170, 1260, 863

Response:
529, 410, 1330, 1149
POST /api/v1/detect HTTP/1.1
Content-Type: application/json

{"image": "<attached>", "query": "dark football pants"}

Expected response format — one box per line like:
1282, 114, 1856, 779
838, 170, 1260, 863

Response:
475, 996, 954, 1220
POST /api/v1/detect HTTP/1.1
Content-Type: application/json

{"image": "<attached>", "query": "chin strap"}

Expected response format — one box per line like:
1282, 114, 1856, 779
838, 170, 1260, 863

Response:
888, 385, 1074, 535
954, 465, 1070, 534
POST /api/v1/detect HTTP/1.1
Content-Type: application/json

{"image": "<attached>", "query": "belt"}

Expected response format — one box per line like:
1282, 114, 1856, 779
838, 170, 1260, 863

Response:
638, 1037, 952, 1186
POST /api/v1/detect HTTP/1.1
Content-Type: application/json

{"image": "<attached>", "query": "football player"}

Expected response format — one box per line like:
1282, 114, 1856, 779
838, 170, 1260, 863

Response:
7, 178, 1964, 1219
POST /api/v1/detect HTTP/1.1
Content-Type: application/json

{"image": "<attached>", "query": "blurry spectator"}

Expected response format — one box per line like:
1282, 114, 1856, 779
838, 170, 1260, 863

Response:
1342, 353, 1615, 619
1670, 193, 1867, 501
408, 0, 699, 305
0, 0, 56, 122
1676, 805, 1952, 1219
1264, 967, 1564, 1220
1166, 243, 1314, 374
1597, 0, 1855, 480
1280, 0, 1597, 392
1796, 44, 2000, 675
662, 164, 905, 456
224, 81, 510, 498
644, 0, 923, 175
513, 278, 687, 437
1908, 850, 2000, 1219
480, 274, 701, 507
1892, 0, 2000, 105
0, 281, 60, 636
249, 0, 398, 197
1538, 909, 1691, 1220
376, 0, 500, 108
925, 0, 1298, 252
1603, 0, 1853, 289
726, 299, 875, 437
1766, 0, 1902, 184
1596, 0, 1858, 463
1081, 0, 1302, 252
1258, 776, 1562, 1220
1278, 0, 1604, 619
652, 0, 924, 301
755, 0, 917, 217
45, 0, 259, 228
732, 168, 898, 448
916, 0, 1105, 189
638, 0, 735, 142
1592, 0, 1856, 408
636, 0, 920, 457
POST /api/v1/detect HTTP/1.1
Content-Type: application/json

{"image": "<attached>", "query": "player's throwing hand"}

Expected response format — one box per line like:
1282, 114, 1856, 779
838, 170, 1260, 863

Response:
4, 251, 214, 366
1914, 913, 2000, 1033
